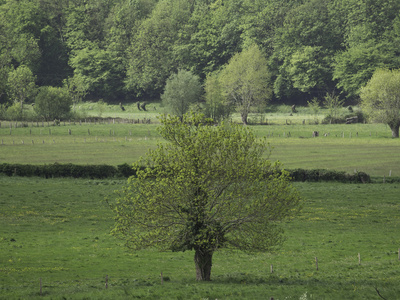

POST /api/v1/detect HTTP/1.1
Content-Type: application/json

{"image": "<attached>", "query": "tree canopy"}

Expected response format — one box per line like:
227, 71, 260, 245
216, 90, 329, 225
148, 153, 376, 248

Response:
2, 0, 400, 107
161, 69, 202, 120
218, 44, 272, 125
111, 113, 301, 281
360, 69, 400, 138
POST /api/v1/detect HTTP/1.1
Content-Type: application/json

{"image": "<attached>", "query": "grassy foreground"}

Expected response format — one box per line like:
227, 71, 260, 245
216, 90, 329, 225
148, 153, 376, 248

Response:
1, 176, 399, 299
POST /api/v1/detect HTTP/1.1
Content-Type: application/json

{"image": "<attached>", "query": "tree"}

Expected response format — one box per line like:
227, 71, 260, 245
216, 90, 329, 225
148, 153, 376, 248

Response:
34, 86, 72, 120
219, 44, 272, 125
360, 69, 400, 138
161, 69, 202, 120
7, 65, 37, 120
125, 0, 192, 97
323, 92, 344, 123
111, 113, 301, 281
203, 71, 231, 123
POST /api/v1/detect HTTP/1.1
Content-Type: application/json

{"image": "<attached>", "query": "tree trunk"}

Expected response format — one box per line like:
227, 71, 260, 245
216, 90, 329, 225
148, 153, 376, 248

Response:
390, 124, 399, 138
194, 249, 213, 281
241, 112, 248, 125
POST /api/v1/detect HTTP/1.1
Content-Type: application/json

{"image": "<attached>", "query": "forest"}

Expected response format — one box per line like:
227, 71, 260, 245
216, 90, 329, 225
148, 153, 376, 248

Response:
1, 0, 400, 106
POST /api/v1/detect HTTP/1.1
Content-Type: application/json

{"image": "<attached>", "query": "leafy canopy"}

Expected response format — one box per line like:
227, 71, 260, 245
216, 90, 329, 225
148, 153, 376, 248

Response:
161, 69, 202, 120
111, 112, 301, 280
360, 68, 400, 137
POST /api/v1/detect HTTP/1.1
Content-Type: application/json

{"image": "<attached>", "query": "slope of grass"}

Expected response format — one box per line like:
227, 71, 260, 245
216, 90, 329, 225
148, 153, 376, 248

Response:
1, 176, 399, 299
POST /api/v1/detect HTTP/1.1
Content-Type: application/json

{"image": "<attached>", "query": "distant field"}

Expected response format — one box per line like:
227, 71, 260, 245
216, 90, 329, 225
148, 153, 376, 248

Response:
1, 176, 399, 299
1, 119, 399, 177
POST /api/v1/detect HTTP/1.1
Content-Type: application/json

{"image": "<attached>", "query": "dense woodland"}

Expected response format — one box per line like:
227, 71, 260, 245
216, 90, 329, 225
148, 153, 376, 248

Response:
1, 0, 400, 106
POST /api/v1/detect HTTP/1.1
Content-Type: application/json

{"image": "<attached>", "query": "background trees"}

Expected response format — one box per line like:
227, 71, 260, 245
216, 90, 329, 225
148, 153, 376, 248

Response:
7, 65, 37, 119
111, 113, 301, 281
161, 69, 202, 120
34, 86, 72, 120
218, 44, 272, 125
2, 0, 400, 119
360, 69, 400, 138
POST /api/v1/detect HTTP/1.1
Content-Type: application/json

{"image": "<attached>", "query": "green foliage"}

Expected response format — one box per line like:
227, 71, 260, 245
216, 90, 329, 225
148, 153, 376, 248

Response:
307, 97, 320, 123
161, 69, 202, 119
360, 68, 400, 137
219, 44, 272, 124
125, 0, 192, 97
111, 112, 301, 280
34, 86, 72, 120
0, 163, 121, 179
323, 92, 345, 123
7, 65, 37, 104
204, 71, 231, 122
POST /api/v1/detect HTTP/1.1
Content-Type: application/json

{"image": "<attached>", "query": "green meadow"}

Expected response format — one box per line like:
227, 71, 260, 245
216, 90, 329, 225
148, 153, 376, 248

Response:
1, 105, 400, 299
1, 177, 399, 299
0, 120, 398, 177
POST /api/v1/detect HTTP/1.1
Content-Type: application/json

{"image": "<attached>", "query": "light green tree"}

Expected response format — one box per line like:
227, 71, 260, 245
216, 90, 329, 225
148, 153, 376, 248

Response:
7, 65, 37, 120
34, 86, 72, 121
110, 113, 301, 281
307, 97, 320, 124
161, 69, 202, 120
203, 71, 231, 122
219, 44, 272, 125
323, 92, 344, 123
360, 69, 400, 138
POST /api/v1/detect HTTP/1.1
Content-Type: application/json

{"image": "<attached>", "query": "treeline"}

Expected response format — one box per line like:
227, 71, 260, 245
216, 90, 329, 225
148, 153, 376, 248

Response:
0, 163, 371, 183
1, 0, 400, 105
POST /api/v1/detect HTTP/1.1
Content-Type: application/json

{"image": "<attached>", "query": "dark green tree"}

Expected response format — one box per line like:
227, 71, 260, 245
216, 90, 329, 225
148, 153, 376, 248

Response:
35, 86, 72, 120
125, 0, 192, 97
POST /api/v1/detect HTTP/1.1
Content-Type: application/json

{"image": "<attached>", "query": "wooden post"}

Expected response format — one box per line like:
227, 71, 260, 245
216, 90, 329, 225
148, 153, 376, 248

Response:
398, 248, 400, 260
270, 264, 273, 273
105, 275, 108, 289
389, 170, 392, 177
358, 253, 361, 265
315, 257, 318, 271
40, 278, 42, 296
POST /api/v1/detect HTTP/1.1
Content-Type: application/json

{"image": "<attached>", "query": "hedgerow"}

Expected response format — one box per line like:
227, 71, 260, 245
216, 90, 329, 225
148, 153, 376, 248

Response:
0, 163, 370, 183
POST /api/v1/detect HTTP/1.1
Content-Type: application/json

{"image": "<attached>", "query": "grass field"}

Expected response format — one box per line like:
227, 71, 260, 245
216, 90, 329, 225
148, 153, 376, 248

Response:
1, 176, 399, 299
1, 104, 400, 299
1, 120, 399, 177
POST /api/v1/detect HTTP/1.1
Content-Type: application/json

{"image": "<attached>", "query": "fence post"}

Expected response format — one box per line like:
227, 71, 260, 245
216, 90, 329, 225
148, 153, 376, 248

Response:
40, 278, 42, 296
105, 275, 108, 289
358, 253, 361, 265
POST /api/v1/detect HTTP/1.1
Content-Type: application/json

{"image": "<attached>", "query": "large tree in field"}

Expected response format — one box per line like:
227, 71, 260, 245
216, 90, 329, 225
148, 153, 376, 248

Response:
219, 44, 272, 125
360, 69, 400, 138
111, 113, 301, 281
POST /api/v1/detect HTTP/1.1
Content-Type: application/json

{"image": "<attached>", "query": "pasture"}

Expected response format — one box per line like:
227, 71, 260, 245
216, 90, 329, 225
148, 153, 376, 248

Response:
1, 176, 399, 299
0, 119, 398, 177
1, 104, 400, 299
